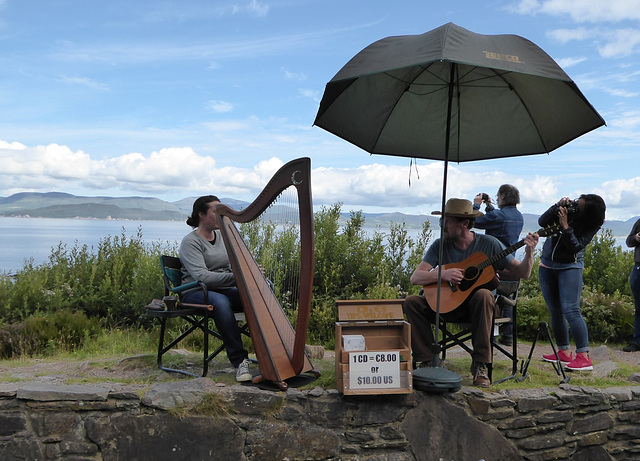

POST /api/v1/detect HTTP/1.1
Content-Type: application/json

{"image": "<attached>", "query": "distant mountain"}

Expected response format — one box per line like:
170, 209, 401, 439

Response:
0, 192, 252, 221
0, 192, 186, 221
0, 192, 635, 236
172, 196, 250, 216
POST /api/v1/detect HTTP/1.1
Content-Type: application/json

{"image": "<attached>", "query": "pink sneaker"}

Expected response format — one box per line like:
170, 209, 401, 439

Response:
566, 354, 593, 371
542, 349, 573, 364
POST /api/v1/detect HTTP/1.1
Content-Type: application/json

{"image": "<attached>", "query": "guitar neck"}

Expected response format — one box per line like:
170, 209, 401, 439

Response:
478, 239, 525, 270
478, 224, 559, 270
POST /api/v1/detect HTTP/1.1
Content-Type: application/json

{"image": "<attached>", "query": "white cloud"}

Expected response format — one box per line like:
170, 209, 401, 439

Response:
207, 100, 234, 113
598, 29, 640, 57
555, 56, 588, 68
57, 76, 110, 91
547, 27, 640, 58
282, 68, 307, 81
0, 136, 635, 219
515, 0, 640, 22
548, 28, 592, 43
603, 87, 639, 98
246, 0, 269, 17
298, 88, 320, 103
598, 177, 640, 215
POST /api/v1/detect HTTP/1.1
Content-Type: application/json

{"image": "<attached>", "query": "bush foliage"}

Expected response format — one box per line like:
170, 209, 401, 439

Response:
0, 205, 636, 356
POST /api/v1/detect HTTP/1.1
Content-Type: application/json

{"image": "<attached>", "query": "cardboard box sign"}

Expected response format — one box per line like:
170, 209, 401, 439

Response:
337, 299, 404, 321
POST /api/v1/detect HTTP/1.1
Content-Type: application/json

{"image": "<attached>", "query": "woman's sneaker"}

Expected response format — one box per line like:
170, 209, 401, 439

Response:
235, 358, 252, 382
542, 349, 573, 364
566, 354, 593, 371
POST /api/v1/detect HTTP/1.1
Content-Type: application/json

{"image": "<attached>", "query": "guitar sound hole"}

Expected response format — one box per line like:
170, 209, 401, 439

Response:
464, 267, 479, 280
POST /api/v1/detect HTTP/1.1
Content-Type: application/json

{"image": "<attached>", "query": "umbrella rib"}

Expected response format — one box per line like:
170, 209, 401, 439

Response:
490, 68, 551, 153
373, 65, 450, 151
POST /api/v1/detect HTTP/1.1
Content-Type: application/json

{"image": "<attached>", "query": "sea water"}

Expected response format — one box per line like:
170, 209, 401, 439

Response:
0, 217, 188, 274
0, 217, 627, 275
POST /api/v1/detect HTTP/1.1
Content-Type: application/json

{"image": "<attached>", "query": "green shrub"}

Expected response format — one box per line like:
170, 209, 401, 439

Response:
0, 228, 175, 327
514, 294, 550, 340
580, 286, 634, 344
0, 309, 100, 359
1, 204, 638, 355
583, 229, 634, 296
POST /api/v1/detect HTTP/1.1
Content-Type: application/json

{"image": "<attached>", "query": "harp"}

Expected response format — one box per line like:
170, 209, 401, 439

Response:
214, 157, 318, 389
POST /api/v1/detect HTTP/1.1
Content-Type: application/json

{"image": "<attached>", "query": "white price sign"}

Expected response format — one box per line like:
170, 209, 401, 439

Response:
349, 351, 401, 389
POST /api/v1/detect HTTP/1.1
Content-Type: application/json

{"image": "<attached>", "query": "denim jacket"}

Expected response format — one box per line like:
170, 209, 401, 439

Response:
473, 205, 523, 250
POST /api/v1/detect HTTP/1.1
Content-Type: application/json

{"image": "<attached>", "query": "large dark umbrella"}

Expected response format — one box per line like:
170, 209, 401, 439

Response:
314, 22, 605, 390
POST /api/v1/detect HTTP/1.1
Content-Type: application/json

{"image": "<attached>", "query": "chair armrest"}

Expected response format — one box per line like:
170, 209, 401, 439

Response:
171, 281, 200, 294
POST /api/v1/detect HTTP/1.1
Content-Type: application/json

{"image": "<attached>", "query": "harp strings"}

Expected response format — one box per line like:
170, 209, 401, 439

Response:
240, 185, 302, 318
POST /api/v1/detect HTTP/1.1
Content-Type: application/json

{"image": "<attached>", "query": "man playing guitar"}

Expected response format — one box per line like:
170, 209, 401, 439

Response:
403, 198, 539, 387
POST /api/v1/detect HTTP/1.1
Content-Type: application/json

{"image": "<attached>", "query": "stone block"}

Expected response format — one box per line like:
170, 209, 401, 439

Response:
247, 421, 340, 461
17, 384, 109, 401
0, 412, 28, 436
568, 412, 614, 435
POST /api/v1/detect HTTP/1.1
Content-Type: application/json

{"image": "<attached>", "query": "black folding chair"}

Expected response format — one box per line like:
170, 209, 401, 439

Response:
145, 255, 247, 377
438, 280, 520, 383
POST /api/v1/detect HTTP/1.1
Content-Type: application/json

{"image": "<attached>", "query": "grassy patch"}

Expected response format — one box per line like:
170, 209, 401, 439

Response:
441, 341, 640, 391
170, 392, 234, 419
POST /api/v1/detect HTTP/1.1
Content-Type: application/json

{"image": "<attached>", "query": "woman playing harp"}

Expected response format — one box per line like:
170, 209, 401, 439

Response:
179, 195, 253, 382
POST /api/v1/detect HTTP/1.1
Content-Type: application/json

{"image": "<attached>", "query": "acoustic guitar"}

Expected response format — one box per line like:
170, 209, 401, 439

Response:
423, 224, 560, 314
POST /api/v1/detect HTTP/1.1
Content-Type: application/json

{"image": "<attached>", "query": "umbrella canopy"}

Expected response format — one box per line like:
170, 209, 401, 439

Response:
314, 22, 605, 162
313, 23, 605, 387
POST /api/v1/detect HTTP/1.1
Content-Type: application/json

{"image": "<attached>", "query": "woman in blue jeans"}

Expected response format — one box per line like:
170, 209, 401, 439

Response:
179, 195, 252, 382
624, 219, 640, 352
538, 194, 606, 371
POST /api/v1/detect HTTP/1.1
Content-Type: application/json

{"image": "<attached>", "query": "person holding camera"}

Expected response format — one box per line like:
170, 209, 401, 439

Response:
473, 184, 524, 252
538, 194, 606, 371
473, 184, 524, 346
623, 219, 640, 352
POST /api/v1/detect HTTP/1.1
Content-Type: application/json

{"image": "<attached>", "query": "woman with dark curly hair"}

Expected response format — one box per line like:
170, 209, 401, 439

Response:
538, 194, 606, 371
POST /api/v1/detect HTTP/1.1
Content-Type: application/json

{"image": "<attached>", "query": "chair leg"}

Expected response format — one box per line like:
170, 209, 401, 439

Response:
154, 313, 225, 378
202, 311, 209, 377
492, 306, 520, 385
156, 317, 168, 371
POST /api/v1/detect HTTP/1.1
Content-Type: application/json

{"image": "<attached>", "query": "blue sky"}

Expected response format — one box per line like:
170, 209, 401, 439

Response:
1, 0, 639, 220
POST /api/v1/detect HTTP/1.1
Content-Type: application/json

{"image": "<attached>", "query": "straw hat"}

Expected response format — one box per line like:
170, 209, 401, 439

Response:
432, 198, 483, 218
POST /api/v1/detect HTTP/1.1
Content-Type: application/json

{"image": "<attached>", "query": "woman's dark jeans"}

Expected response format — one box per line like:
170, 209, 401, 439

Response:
182, 287, 248, 367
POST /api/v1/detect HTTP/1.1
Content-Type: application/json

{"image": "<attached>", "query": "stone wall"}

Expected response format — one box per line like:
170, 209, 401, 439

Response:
1, 379, 640, 461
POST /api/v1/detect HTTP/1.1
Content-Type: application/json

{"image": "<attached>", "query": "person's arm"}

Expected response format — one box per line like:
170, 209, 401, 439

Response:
410, 261, 465, 287
626, 220, 640, 248
538, 204, 558, 227
473, 208, 501, 230
501, 233, 539, 280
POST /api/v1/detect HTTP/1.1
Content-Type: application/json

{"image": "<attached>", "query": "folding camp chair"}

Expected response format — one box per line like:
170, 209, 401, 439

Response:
145, 255, 248, 377
438, 280, 520, 384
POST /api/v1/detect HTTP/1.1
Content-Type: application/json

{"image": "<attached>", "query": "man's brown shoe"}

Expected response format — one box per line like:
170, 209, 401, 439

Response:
472, 362, 491, 388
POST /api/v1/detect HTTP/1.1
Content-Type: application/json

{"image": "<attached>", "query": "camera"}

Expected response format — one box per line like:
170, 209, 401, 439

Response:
566, 199, 579, 215
481, 193, 490, 203
555, 199, 579, 217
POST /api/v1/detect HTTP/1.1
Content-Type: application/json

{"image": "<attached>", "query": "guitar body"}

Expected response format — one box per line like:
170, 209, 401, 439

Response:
423, 251, 500, 314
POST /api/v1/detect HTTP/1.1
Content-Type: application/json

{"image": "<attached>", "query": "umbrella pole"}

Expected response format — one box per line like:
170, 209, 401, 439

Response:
432, 62, 456, 369
413, 63, 461, 393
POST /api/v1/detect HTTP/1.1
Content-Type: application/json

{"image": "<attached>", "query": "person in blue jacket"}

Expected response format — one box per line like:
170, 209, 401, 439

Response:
473, 184, 524, 251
